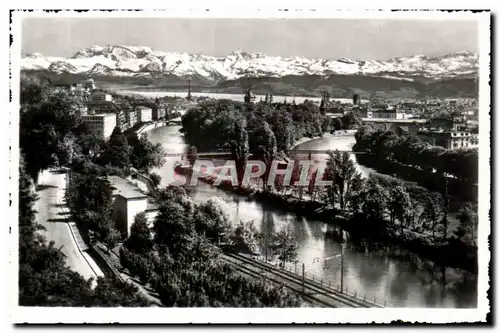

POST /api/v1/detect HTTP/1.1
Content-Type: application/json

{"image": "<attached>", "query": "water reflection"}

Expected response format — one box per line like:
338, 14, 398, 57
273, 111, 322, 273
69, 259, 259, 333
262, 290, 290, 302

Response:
148, 125, 477, 308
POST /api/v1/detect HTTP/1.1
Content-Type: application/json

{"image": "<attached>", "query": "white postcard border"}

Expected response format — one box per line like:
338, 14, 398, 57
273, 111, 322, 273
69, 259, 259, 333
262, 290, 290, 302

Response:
7, 9, 491, 324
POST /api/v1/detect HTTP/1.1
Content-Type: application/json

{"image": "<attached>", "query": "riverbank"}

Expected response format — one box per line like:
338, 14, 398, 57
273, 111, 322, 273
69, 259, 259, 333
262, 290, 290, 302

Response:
174, 164, 477, 273
290, 130, 357, 150
136, 120, 169, 135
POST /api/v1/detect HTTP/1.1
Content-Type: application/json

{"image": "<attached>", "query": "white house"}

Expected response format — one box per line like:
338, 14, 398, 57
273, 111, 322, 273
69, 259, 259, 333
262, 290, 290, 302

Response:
107, 176, 158, 237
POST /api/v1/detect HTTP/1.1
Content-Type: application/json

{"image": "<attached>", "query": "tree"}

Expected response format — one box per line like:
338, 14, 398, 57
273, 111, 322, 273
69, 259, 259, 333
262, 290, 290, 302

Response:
90, 277, 152, 307
153, 201, 196, 259
269, 227, 299, 265
230, 120, 249, 186
340, 112, 362, 130
73, 122, 104, 157
195, 198, 232, 245
126, 131, 166, 172
20, 74, 49, 106
325, 150, 363, 210
331, 117, 343, 131
186, 145, 198, 167
419, 192, 445, 239
455, 202, 477, 245
249, 121, 277, 188
19, 155, 41, 264
387, 185, 412, 235
351, 176, 388, 222
149, 172, 162, 189
125, 212, 154, 254
65, 169, 116, 240
101, 126, 131, 169
20, 89, 84, 183
231, 220, 260, 254
103, 227, 121, 253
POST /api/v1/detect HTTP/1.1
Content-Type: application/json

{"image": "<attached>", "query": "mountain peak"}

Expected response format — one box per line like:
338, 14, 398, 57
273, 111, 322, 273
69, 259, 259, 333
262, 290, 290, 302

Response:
22, 45, 479, 81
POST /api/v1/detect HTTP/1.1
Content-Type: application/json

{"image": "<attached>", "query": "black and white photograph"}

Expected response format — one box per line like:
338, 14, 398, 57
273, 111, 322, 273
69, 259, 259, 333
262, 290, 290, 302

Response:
8, 9, 491, 324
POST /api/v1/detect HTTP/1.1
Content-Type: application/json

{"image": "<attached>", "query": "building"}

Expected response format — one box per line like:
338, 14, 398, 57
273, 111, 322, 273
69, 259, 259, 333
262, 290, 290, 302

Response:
152, 105, 166, 120
244, 88, 256, 104
186, 77, 192, 101
114, 110, 129, 132
90, 91, 113, 103
136, 106, 152, 123
127, 109, 138, 127
82, 113, 117, 140
83, 78, 96, 91
88, 101, 115, 114
353, 94, 360, 105
361, 118, 428, 133
428, 117, 467, 132
107, 176, 158, 237
371, 108, 406, 120
418, 130, 479, 150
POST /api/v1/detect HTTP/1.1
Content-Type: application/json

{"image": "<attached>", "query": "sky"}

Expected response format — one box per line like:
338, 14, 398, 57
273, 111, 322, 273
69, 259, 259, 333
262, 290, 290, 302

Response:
21, 18, 479, 60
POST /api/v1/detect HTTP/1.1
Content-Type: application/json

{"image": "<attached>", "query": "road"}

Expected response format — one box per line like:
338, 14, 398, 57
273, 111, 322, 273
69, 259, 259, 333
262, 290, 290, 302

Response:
34, 170, 103, 282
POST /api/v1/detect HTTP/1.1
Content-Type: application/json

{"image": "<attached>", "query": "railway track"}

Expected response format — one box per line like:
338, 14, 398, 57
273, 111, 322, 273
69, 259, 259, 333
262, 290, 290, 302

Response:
222, 255, 334, 307
223, 252, 378, 308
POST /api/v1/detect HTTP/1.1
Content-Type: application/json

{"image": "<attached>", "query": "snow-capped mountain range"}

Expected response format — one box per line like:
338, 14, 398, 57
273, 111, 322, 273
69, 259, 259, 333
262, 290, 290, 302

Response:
21, 45, 479, 82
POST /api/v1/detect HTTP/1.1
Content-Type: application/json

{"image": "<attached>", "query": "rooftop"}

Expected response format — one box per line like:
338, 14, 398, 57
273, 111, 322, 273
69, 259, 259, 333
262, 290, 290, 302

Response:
83, 113, 115, 118
362, 118, 428, 123
107, 175, 148, 199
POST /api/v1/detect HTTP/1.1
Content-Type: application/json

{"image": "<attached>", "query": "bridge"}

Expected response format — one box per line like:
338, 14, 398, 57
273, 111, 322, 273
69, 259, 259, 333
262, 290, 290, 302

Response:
164, 117, 182, 126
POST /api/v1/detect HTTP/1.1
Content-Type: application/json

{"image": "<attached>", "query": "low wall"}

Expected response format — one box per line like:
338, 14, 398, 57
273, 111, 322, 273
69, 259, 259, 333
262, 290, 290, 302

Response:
332, 129, 357, 136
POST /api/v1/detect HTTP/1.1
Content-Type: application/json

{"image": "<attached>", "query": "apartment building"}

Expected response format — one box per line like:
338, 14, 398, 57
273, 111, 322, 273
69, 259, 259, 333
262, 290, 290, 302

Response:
90, 91, 113, 103
82, 113, 117, 140
418, 130, 479, 150
127, 109, 138, 128
428, 117, 467, 132
136, 106, 152, 123
115, 110, 129, 132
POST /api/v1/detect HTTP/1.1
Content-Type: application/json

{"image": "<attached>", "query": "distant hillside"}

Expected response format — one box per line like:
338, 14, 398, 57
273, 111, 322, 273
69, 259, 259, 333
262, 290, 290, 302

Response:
21, 69, 478, 99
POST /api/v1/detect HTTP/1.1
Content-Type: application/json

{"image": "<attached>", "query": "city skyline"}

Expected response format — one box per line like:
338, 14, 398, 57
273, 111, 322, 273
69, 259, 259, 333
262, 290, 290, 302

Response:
21, 18, 479, 60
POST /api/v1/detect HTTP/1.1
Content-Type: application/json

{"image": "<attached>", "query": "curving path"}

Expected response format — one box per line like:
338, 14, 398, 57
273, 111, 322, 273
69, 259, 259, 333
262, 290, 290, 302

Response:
34, 170, 104, 282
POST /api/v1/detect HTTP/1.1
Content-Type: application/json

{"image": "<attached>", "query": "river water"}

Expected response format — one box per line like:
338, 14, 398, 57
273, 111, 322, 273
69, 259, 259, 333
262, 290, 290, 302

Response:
146, 125, 477, 308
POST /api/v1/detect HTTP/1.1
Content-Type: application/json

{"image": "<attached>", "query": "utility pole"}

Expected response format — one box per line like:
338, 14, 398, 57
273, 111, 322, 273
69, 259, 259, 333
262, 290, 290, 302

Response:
340, 242, 345, 293
302, 262, 305, 293
443, 174, 449, 241
265, 230, 268, 263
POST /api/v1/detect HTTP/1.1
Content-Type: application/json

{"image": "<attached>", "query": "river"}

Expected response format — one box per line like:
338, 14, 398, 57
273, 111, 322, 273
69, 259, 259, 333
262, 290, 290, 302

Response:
146, 124, 477, 308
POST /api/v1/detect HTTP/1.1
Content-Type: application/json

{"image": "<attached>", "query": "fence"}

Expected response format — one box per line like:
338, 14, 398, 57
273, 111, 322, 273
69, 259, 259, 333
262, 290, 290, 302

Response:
254, 256, 390, 308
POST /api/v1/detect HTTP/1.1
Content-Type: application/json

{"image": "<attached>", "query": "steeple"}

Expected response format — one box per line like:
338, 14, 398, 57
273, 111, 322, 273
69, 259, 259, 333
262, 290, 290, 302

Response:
244, 86, 256, 104
187, 77, 192, 101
